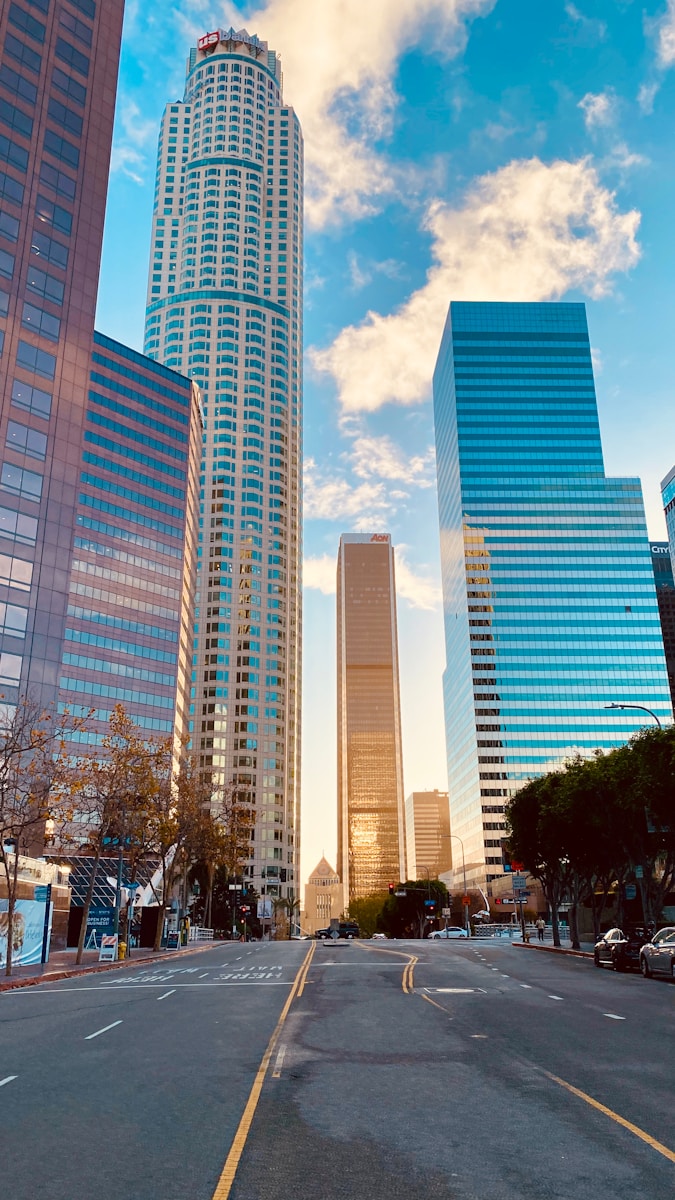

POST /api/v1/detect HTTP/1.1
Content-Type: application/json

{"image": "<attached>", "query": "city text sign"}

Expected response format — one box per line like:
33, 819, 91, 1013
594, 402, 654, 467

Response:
198, 32, 219, 51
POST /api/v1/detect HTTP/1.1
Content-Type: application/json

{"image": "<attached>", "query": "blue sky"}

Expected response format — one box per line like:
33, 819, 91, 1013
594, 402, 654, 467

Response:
97, 0, 675, 882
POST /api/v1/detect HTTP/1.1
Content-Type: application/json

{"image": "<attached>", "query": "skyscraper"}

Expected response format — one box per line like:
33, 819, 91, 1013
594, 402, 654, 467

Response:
434, 301, 671, 889
143, 29, 303, 902
405, 790, 451, 881
0, 0, 125, 711
649, 540, 675, 708
337, 534, 406, 906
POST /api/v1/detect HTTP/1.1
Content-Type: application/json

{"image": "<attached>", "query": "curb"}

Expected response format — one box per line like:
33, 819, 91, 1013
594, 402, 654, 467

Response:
0, 940, 220, 993
512, 940, 594, 959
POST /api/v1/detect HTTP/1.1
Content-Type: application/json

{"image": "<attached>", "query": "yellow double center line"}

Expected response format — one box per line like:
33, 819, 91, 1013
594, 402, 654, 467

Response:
211, 941, 315, 1200
359, 941, 418, 993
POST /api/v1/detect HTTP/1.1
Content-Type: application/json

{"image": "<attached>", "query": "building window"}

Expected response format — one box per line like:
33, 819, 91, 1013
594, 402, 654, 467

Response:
47, 97, 83, 138
51, 67, 86, 108
22, 302, 60, 341
0, 505, 37, 546
59, 10, 93, 48
0, 551, 33, 590
0, 247, 14, 279
6, 421, 47, 460
15, 340, 56, 380
35, 193, 71, 236
8, 4, 46, 44
0, 63, 37, 107
31, 227, 69, 269
1, 462, 43, 501
40, 161, 76, 201
0, 601, 27, 638
11, 378, 52, 419
4, 33, 42, 75
0, 97, 33, 139
0, 210, 19, 242
0, 169, 24, 207
26, 265, 64, 305
0, 132, 28, 173
0, 652, 22, 685
54, 37, 90, 77
44, 130, 79, 170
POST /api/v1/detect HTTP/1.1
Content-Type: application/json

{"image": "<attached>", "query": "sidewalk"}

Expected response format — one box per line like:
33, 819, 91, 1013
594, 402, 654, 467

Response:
512, 935, 595, 958
0, 942, 218, 992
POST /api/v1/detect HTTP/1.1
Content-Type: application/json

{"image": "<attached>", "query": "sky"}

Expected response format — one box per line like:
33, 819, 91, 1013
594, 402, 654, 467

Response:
96, 0, 675, 887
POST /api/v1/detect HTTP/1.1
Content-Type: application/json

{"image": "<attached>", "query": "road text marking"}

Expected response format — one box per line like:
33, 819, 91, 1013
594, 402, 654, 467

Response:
604, 1013, 626, 1020
548, 995, 564, 1001
520, 984, 532, 989
157, 990, 175, 1000
544, 1071, 675, 1165
84, 1020, 122, 1041
0, 1075, 17, 1087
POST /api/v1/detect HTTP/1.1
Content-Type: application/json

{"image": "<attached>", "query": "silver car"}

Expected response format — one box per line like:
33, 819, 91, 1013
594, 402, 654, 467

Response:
429, 926, 468, 940
639, 926, 675, 978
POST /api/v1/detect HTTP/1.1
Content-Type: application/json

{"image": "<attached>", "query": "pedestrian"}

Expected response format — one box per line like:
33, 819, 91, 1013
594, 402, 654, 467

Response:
536, 916, 545, 942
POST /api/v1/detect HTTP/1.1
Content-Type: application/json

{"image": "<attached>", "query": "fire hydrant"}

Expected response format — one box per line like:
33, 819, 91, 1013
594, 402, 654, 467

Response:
118, 941, 127, 960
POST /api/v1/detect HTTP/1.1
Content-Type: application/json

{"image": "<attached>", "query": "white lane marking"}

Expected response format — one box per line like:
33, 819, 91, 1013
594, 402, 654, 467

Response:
470, 1034, 488, 1039
0, 1075, 17, 1087
157, 989, 176, 1000
548, 995, 564, 1001
520, 984, 532, 989
426, 987, 475, 994
604, 1013, 626, 1020
491, 968, 499, 972
199, 973, 209, 978
272, 1043, 287, 1079
84, 1020, 123, 1040
500, 974, 510, 978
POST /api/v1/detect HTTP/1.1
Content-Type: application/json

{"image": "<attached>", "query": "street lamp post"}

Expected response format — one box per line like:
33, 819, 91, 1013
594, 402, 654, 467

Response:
440, 834, 469, 935
604, 702, 662, 729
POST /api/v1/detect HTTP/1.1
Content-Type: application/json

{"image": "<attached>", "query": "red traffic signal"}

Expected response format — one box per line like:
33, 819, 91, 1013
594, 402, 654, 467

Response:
388, 883, 395, 895
240, 905, 250, 914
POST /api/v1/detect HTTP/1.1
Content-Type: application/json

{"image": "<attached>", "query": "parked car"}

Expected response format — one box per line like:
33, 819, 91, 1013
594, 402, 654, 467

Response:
429, 926, 468, 939
371, 932, 387, 940
639, 926, 675, 978
594, 926, 648, 972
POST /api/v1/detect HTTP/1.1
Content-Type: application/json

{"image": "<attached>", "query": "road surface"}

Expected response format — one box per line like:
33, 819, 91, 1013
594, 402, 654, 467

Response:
1, 938, 673, 1199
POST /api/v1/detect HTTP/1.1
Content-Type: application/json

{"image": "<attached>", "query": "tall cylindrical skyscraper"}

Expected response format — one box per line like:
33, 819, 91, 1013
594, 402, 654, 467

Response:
144, 29, 303, 902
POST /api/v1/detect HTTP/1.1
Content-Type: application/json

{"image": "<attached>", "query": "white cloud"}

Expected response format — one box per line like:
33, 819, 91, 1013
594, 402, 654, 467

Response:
304, 458, 394, 529
303, 547, 441, 612
637, 81, 659, 114
347, 252, 406, 291
188, 0, 498, 227
578, 91, 616, 131
564, 3, 606, 41
303, 554, 336, 595
311, 156, 641, 414
111, 100, 159, 183
657, 0, 675, 67
394, 553, 442, 611
349, 435, 435, 488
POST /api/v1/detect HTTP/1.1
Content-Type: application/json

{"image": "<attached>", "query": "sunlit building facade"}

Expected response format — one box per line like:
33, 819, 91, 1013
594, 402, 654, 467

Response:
434, 301, 672, 889
143, 29, 303, 901
337, 534, 407, 905
405, 789, 451, 881
650, 540, 675, 708
0, 0, 124, 710
302, 856, 342, 936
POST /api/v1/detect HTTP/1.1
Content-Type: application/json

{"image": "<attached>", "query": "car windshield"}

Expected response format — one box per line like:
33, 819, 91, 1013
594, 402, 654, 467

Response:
654, 928, 675, 944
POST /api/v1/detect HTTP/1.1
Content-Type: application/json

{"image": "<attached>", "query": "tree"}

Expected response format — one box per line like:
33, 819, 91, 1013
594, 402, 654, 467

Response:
376, 879, 449, 939
507, 773, 571, 948
59, 706, 161, 964
348, 892, 389, 938
281, 893, 301, 938
0, 696, 82, 975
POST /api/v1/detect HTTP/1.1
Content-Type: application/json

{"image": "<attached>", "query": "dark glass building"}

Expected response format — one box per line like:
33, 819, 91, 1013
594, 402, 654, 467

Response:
0, 0, 125, 708
650, 541, 675, 708
58, 332, 202, 753
434, 301, 672, 889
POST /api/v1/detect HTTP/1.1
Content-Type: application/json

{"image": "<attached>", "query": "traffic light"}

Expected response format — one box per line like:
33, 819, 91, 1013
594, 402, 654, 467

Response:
280, 868, 287, 883
240, 905, 250, 915
501, 840, 512, 872
388, 883, 395, 895
424, 899, 437, 915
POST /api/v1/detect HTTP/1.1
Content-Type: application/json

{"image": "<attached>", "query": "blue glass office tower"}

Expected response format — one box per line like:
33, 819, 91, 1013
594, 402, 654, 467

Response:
434, 302, 672, 888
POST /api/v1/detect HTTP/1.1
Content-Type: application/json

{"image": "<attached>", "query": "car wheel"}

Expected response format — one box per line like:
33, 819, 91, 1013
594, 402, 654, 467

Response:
640, 955, 651, 978
594, 950, 601, 968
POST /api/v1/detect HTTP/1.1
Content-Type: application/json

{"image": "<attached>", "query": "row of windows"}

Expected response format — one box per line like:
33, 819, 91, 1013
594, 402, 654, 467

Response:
69, 579, 178, 621
82, 451, 186, 501
76, 513, 183, 560
6, 419, 47, 460
87, 409, 187, 463
91, 349, 191, 407
60, 677, 175, 709
88, 391, 187, 445
33, 226, 69, 269
83, 431, 186, 481
71, 558, 179, 600
67, 603, 178, 643
73, 535, 181, 580
0, 504, 37, 545
64, 627, 177, 665
78, 492, 182, 540
80, 472, 185, 520
12, 378, 52, 418
62, 652, 175, 687
22, 300, 60, 341
1, 461, 42, 501
0, 599, 27, 638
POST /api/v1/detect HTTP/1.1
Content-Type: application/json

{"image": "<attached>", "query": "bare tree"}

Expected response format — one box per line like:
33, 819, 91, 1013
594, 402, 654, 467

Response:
0, 696, 82, 975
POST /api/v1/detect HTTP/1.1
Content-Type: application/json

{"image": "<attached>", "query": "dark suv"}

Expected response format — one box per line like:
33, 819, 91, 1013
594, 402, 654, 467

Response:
594, 926, 649, 972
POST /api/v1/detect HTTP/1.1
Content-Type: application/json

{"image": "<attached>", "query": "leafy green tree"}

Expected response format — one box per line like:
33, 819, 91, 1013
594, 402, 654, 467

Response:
348, 892, 389, 938
376, 879, 449, 939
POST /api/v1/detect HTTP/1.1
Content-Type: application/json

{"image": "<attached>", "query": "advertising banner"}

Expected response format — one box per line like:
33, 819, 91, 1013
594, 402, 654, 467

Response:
257, 898, 273, 919
0, 898, 48, 966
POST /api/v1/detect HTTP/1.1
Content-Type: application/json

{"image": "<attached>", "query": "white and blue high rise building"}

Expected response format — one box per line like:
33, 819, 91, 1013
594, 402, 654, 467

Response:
143, 29, 302, 902
434, 301, 671, 888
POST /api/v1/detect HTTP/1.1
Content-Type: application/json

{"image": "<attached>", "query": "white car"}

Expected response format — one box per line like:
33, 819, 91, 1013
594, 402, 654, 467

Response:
639, 926, 675, 978
429, 926, 468, 939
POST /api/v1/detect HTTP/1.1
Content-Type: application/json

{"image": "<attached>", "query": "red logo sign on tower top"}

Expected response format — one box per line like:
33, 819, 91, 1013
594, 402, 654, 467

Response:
198, 32, 220, 52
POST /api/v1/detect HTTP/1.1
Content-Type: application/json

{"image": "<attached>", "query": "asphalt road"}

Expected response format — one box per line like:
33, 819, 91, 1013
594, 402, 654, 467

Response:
1, 938, 674, 1199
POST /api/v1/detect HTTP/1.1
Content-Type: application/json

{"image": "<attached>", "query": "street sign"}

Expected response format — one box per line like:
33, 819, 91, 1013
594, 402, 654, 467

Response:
624, 883, 637, 900
442, 908, 451, 917
394, 890, 406, 897
34, 885, 49, 902
462, 895, 470, 906
511, 874, 527, 891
